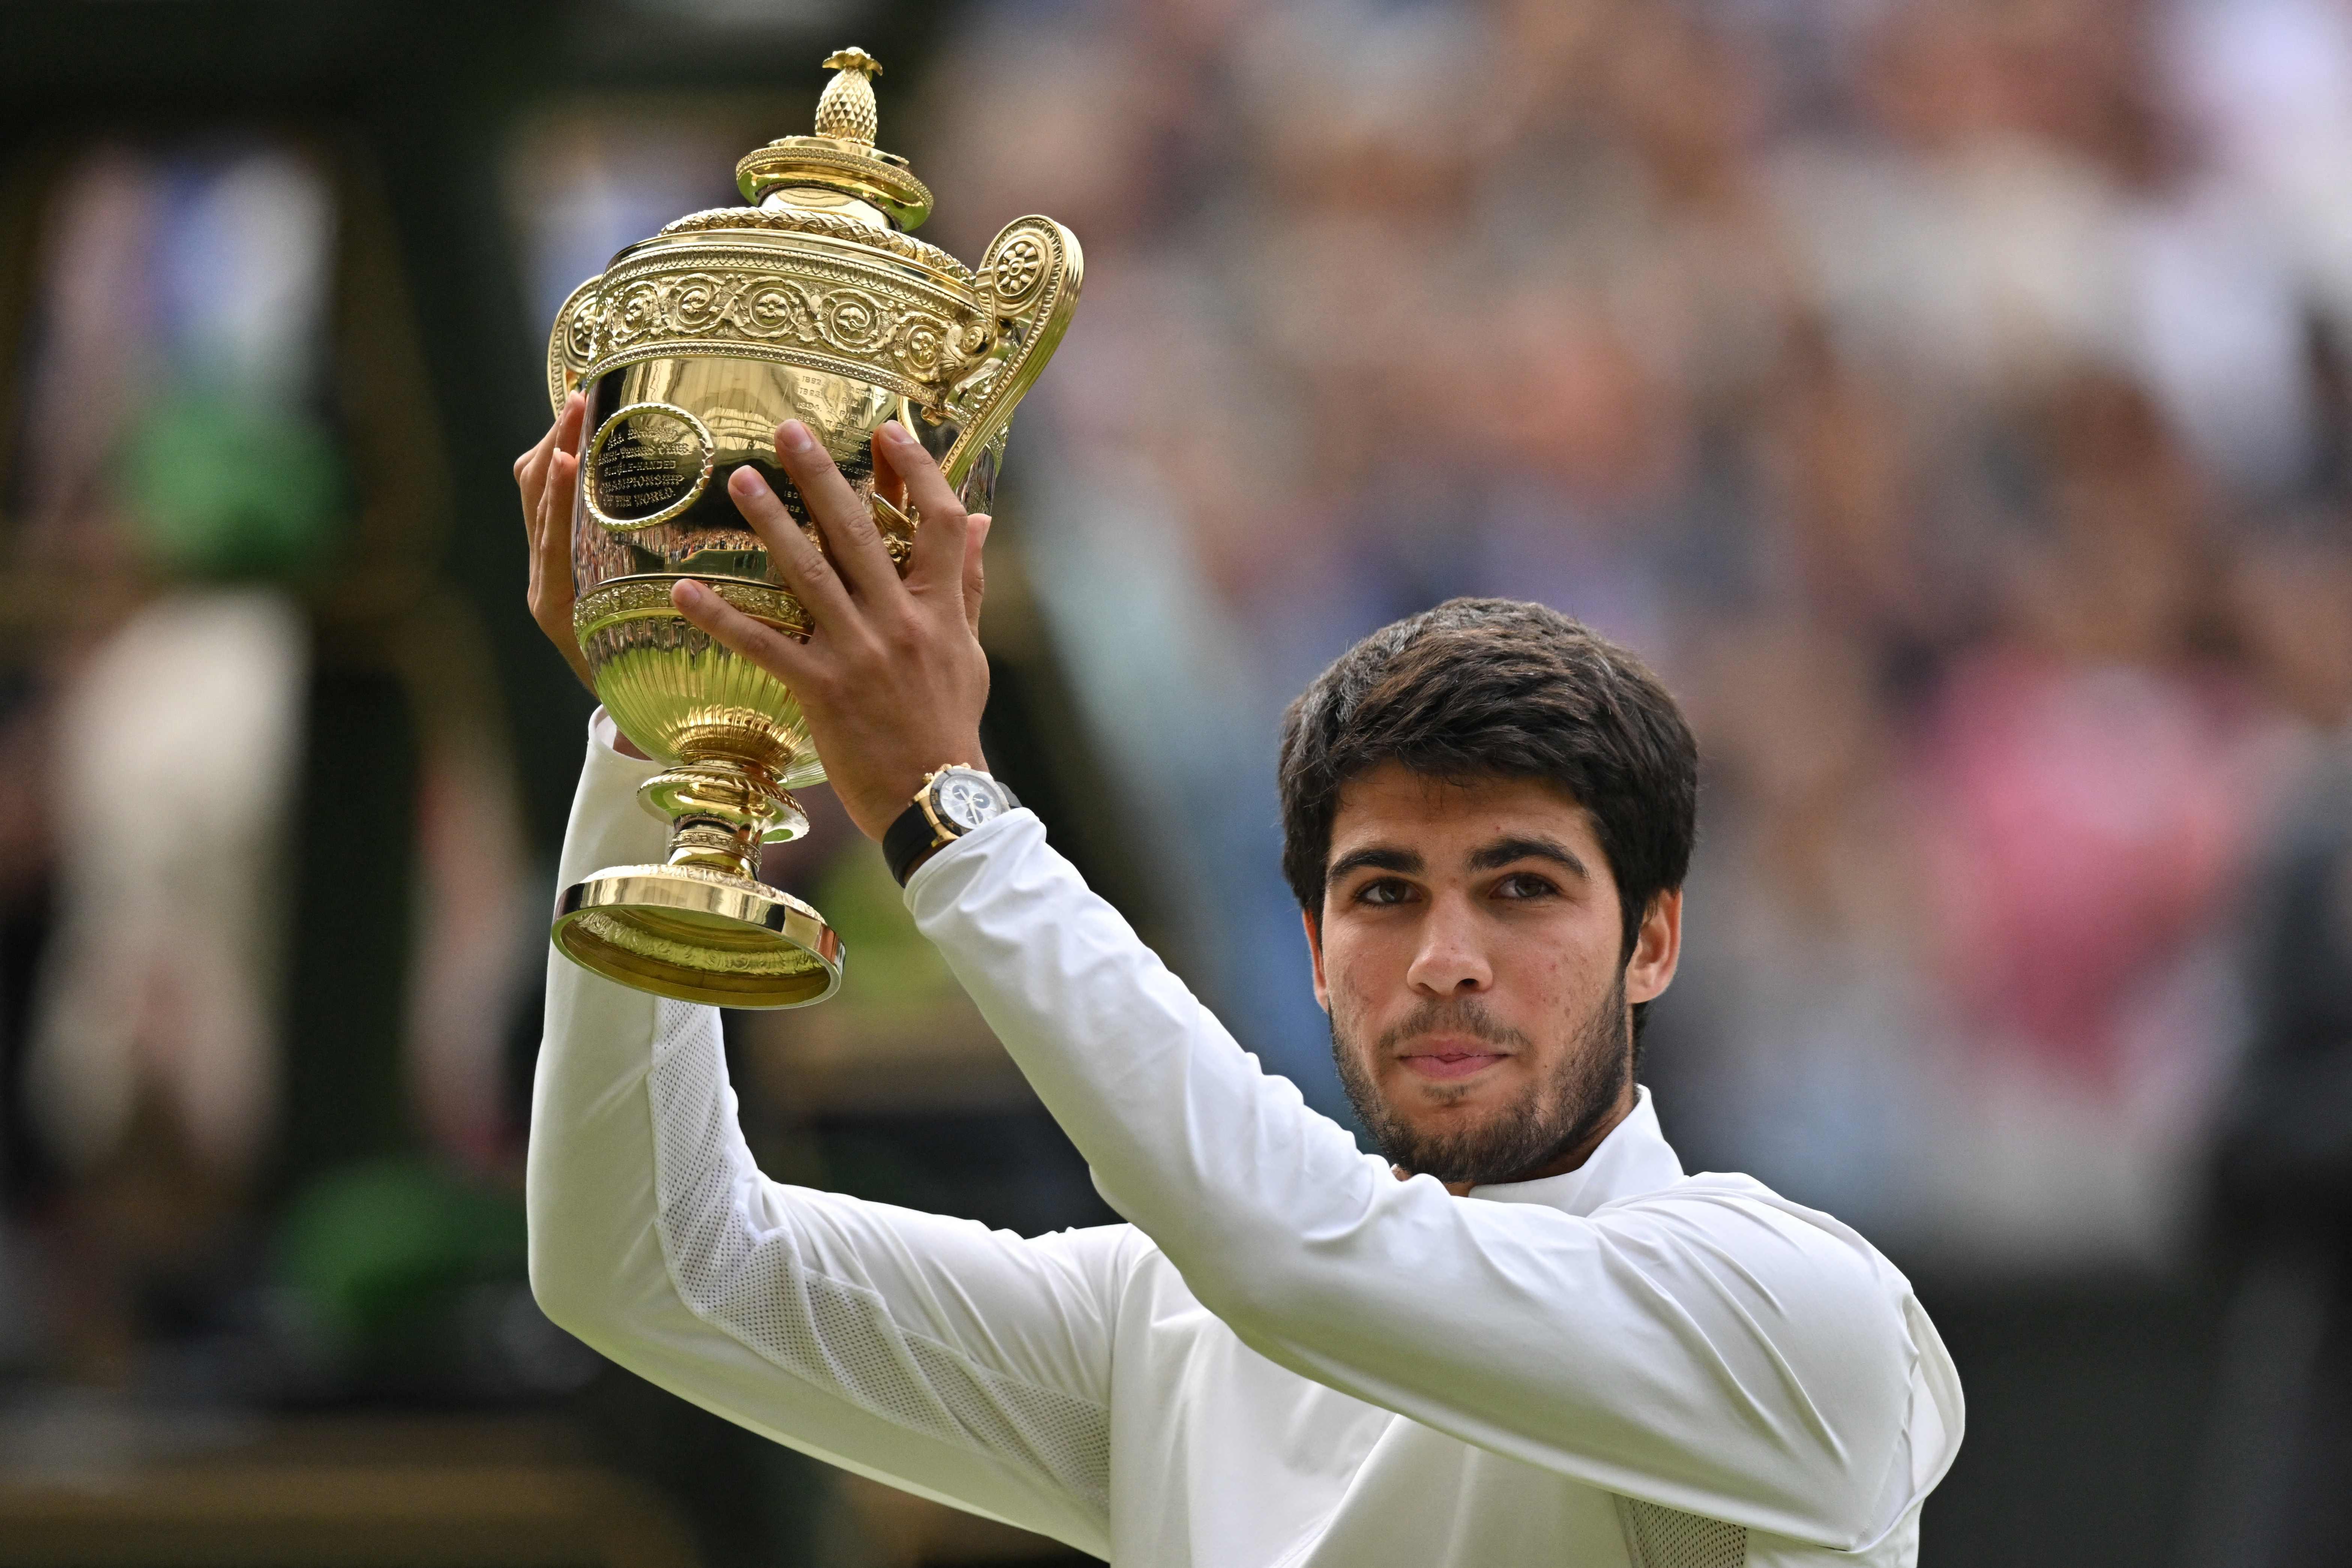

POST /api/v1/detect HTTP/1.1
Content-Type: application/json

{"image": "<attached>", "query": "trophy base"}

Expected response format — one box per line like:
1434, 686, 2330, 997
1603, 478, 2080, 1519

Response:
552, 863, 844, 1009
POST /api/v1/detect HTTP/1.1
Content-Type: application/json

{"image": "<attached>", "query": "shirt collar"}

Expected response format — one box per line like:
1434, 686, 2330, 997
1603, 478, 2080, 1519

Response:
1464, 1086, 1684, 1216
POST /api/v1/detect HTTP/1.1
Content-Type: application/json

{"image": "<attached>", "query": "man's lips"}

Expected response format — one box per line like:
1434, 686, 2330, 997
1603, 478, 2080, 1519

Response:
1395, 1040, 1510, 1081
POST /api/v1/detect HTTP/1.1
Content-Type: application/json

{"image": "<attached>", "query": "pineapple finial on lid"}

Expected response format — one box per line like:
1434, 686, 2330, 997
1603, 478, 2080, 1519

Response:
815, 48, 883, 146
733, 47, 932, 230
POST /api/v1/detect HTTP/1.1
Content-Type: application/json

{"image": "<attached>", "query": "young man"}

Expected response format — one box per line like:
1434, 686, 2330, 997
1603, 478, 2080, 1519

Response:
516, 407, 1962, 1568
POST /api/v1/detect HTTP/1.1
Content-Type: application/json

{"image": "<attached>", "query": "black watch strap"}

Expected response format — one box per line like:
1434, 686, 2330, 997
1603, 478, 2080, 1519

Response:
883, 798, 941, 887
883, 773, 1021, 887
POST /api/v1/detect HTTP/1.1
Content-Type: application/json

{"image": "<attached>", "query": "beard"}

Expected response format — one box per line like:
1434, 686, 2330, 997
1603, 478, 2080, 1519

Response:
1330, 972, 1631, 1187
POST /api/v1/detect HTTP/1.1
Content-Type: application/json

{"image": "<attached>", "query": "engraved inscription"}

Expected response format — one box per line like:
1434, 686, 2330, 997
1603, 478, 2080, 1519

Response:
586, 402, 716, 532
597, 410, 700, 516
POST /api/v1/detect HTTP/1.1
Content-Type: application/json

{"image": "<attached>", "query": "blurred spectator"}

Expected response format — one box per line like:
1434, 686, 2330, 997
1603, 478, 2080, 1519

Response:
0, 132, 545, 1400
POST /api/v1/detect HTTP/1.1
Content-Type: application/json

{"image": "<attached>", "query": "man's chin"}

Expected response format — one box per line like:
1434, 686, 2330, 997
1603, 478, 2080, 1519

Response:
1390, 1095, 1520, 1143
1353, 1062, 1623, 1187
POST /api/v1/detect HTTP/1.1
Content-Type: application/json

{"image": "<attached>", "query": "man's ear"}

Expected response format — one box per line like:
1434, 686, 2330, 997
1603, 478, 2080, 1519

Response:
1302, 908, 1331, 1013
1624, 889, 1683, 1006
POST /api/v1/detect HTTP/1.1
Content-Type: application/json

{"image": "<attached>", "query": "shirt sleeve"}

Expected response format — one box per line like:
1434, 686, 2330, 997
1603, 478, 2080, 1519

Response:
906, 810, 1964, 1553
526, 714, 1125, 1557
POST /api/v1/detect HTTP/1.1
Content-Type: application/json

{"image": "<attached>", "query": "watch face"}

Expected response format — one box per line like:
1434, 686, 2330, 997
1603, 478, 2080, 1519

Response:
933, 771, 1006, 833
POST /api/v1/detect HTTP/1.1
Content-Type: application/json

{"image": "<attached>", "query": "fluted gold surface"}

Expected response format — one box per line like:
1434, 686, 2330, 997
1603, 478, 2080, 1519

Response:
581, 582, 825, 803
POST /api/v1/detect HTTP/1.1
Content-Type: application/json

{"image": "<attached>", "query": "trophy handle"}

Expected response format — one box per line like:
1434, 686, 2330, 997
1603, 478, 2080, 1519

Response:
547, 274, 603, 417
940, 216, 1083, 491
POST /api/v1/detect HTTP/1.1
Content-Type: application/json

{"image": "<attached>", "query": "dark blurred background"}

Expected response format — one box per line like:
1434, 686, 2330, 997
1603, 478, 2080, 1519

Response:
2, 1, 2350, 1565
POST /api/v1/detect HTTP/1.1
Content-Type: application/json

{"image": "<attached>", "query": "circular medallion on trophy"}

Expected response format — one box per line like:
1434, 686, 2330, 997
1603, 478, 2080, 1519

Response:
585, 401, 717, 531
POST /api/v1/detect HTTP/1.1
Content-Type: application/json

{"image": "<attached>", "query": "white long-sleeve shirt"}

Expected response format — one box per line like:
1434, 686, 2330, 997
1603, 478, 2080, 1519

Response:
529, 714, 1963, 1568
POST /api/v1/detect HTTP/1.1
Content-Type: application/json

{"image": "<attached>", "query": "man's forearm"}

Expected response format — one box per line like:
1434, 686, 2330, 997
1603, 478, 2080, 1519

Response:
524, 711, 678, 1336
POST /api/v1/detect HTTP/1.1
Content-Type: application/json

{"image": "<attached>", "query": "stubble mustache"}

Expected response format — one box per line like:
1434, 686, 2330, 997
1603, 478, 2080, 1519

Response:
1373, 996, 1534, 1057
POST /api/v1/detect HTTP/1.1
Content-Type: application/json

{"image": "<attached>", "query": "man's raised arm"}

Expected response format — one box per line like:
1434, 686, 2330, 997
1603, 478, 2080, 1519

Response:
524, 711, 1126, 1556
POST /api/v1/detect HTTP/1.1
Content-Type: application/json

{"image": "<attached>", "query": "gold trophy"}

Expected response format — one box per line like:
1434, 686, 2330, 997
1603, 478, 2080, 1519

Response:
545, 48, 1081, 1008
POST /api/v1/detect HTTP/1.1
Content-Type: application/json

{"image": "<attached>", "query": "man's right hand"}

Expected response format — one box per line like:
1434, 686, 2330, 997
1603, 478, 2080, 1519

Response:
515, 391, 596, 696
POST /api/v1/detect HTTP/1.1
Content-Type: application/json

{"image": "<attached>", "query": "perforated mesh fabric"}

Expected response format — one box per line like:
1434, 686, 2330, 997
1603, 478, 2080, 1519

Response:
643, 999, 1111, 1515
1618, 1498, 1749, 1568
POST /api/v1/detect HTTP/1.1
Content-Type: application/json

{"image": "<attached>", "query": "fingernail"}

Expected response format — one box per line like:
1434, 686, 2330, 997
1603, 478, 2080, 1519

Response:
729, 466, 766, 496
777, 420, 814, 453
880, 421, 915, 447
674, 580, 709, 609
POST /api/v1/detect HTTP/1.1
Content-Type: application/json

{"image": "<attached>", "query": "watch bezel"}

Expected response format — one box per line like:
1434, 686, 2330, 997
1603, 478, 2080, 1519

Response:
918, 765, 1010, 843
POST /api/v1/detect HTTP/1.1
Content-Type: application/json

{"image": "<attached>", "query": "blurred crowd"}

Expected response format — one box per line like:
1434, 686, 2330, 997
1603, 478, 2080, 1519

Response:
906, 0, 2352, 1267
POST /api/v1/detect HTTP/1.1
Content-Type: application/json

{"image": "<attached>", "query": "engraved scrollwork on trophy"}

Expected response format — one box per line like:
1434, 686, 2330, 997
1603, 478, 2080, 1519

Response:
739, 279, 815, 340
608, 278, 669, 351
817, 287, 889, 354
889, 310, 955, 380
667, 272, 734, 332
586, 254, 986, 397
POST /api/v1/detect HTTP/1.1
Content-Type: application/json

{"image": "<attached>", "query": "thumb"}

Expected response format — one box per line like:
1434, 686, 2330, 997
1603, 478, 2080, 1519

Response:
962, 514, 991, 637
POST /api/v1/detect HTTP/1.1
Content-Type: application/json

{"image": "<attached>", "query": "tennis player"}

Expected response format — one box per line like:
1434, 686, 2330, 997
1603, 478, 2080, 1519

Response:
516, 406, 1962, 1568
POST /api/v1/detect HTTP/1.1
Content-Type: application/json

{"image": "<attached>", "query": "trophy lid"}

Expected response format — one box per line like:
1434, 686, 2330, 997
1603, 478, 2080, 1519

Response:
549, 41, 1083, 481
734, 47, 934, 231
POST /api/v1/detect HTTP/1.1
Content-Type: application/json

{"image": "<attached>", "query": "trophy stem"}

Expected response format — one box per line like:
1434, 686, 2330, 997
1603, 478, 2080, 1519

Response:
547, 752, 840, 1010
666, 818, 764, 880
639, 758, 810, 851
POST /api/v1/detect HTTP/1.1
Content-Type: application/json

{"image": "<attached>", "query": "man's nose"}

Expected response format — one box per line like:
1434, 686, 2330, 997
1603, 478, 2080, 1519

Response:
1405, 897, 1492, 996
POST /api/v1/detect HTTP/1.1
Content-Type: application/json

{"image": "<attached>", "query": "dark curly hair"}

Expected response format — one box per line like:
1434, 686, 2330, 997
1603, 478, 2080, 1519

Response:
1278, 599, 1697, 1028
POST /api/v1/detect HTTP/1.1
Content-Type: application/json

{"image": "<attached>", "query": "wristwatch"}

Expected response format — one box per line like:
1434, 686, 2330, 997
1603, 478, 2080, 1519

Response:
884, 764, 1021, 885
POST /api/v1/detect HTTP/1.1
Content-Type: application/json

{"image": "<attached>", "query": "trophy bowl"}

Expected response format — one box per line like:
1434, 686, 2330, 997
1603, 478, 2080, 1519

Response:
546, 47, 1081, 1008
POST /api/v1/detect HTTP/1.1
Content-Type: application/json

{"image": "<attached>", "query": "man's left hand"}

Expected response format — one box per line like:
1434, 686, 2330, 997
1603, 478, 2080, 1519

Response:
670, 418, 993, 843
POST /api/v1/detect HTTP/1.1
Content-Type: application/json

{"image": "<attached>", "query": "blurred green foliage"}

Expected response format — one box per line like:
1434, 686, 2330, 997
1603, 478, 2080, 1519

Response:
121, 386, 344, 579
275, 1156, 524, 1350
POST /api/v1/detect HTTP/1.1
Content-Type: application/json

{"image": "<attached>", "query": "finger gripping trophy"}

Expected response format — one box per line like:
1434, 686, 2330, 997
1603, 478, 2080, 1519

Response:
545, 47, 1081, 1008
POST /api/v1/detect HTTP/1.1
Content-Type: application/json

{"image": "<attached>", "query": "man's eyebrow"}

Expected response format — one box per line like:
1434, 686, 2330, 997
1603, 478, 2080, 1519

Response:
1326, 845, 1423, 883
1467, 835, 1591, 880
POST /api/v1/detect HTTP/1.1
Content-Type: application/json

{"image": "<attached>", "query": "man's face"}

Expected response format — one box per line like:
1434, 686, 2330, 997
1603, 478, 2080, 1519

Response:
1306, 763, 1682, 1188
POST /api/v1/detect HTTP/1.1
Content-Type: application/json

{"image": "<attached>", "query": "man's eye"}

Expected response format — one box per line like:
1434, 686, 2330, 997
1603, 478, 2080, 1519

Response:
1493, 873, 1559, 900
1353, 878, 1413, 906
